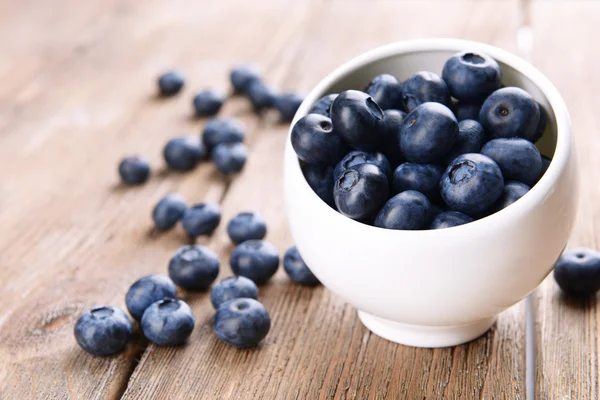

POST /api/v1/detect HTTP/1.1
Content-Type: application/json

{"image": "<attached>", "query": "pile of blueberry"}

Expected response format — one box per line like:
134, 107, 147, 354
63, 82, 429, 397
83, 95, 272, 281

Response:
292, 51, 552, 230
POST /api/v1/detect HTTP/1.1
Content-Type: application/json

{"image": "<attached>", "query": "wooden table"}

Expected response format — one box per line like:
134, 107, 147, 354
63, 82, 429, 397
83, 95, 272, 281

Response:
0, 0, 598, 398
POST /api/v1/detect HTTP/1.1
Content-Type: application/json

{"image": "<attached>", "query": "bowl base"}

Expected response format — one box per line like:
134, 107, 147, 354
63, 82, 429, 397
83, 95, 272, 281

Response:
357, 311, 497, 348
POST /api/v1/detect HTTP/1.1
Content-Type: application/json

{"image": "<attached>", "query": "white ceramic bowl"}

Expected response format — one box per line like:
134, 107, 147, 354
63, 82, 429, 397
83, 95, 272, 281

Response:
284, 39, 578, 348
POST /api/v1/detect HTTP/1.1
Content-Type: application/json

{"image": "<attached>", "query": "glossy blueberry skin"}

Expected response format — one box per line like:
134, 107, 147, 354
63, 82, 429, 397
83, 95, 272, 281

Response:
193, 89, 225, 117
365, 74, 403, 110
380, 109, 406, 166
274, 93, 304, 121
118, 155, 150, 185
334, 163, 389, 221
442, 51, 502, 101
330, 90, 385, 152
211, 276, 259, 309
202, 118, 245, 150
74, 306, 132, 356
453, 101, 482, 122
479, 87, 540, 141
310, 94, 338, 117
374, 190, 431, 230
430, 211, 473, 229
163, 136, 206, 171
334, 150, 392, 181
181, 203, 222, 237
444, 119, 486, 164
302, 164, 335, 207
481, 138, 542, 186
212, 142, 248, 175
283, 246, 319, 286
246, 80, 277, 112
152, 193, 186, 230
400, 102, 458, 164
168, 245, 220, 291
141, 298, 195, 346
213, 298, 271, 348
227, 212, 267, 244
532, 103, 548, 143
392, 163, 443, 201
401, 71, 451, 112
125, 274, 177, 321
230, 65, 261, 94
291, 114, 348, 165
554, 248, 600, 296
491, 181, 530, 213
440, 153, 504, 217
158, 71, 185, 96
230, 240, 280, 285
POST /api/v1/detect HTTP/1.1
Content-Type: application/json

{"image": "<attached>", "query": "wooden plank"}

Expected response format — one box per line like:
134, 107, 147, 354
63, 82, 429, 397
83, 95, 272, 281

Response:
121, 1, 525, 399
531, 2, 600, 399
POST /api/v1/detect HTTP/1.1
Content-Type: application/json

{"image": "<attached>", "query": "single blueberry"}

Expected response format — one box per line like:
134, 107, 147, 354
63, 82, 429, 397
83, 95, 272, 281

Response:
453, 101, 482, 122
302, 163, 335, 207
193, 89, 225, 117
141, 298, 195, 346
554, 248, 600, 296
440, 153, 504, 217
442, 51, 502, 101
181, 203, 222, 237
202, 118, 245, 150
230, 65, 261, 94
211, 276, 259, 309
380, 109, 406, 166
213, 298, 271, 348
491, 181, 530, 213
444, 119, 486, 164
212, 142, 248, 175
334, 163, 389, 221
310, 94, 338, 118
158, 71, 185, 96
479, 87, 540, 141
227, 212, 267, 244
163, 136, 206, 171
330, 90, 385, 152
401, 71, 451, 112
230, 240, 280, 285
118, 155, 150, 185
283, 246, 319, 286
246, 80, 277, 112
364, 74, 403, 110
334, 150, 392, 181
481, 138, 542, 186
291, 114, 348, 165
152, 193, 187, 230
400, 102, 458, 164
374, 190, 431, 230
74, 306, 132, 356
429, 211, 473, 229
274, 93, 304, 121
125, 274, 177, 321
532, 102, 548, 143
391, 162, 443, 201
168, 245, 220, 290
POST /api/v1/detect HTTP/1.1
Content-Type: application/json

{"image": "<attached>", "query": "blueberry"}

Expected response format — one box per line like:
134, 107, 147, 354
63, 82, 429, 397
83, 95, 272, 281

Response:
227, 212, 267, 244
213, 298, 271, 348
440, 153, 504, 217
479, 87, 540, 141
158, 71, 185, 96
310, 94, 338, 117
444, 119, 486, 164
492, 181, 530, 213
141, 298, 195, 346
163, 136, 206, 171
211, 276, 259, 309
334, 150, 392, 181
334, 163, 388, 221
430, 203, 445, 220
230, 240, 280, 284
541, 155, 551, 176
532, 103, 548, 143
400, 102, 458, 164
202, 118, 245, 150
168, 245, 220, 290
181, 203, 221, 237
401, 71, 451, 112
118, 155, 150, 185
274, 93, 304, 121
453, 101, 482, 122
330, 90, 385, 151
391, 162, 443, 201
246, 80, 277, 112
74, 306, 132, 356
193, 89, 225, 117
212, 142, 248, 175
291, 114, 348, 165
374, 190, 431, 230
152, 193, 187, 230
230, 65, 261, 94
302, 163, 335, 207
554, 248, 600, 296
125, 274, 177, 320
365, 74, 403, 110
283, 246, 319, 286
380, 109, 406, 166
481, 138, 542, 186
442, 51, 502, 101
430, 211, 472, 229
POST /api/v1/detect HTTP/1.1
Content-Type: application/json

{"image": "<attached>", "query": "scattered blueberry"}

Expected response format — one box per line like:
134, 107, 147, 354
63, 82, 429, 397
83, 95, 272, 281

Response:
532, 102, 548, 143
442, 51, 502, 101
430, 211, 473, 229
453, 101, 482, 122
274, 93, 304, 121
291, 114, 348, 165
302, 163, 335, 207
213, 298, 271, 348
168, 245, 220, 291
202, 118, 245, 150
163, 136, 206, 171
227, 212, 267, 244
158, 71, 185, 97
310, 93, 338, 117
401, 71, 451, 111
141, 298, 195, 346
152, 193, 187, 230
283, 246, 319, 286
554, 248, 600, 296
380, 109, 406, 165
479, 87, 540, 141
334, 163, 389, 221
230, 240, 280, 284
444, 119, 486, 164
492, 181, 530, 213
212, 142, 248, 175
211, 276, 259, 309
374, 190, 431, 230
125, 274, 177, 320
246, 80, 277, 112
181, 203, 222, 237
230, 65, 261, 94
193, 89, 225, 117
118, 155, 150, 185
391, 163, 443, 201
334, 150, 392, 181
74, 306, 132, 356
365, 74, 403, 110
481, 138, 542, 186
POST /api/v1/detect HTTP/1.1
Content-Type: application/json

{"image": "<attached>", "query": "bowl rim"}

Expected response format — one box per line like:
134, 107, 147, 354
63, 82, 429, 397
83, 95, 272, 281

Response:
285, 38, 573, 236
